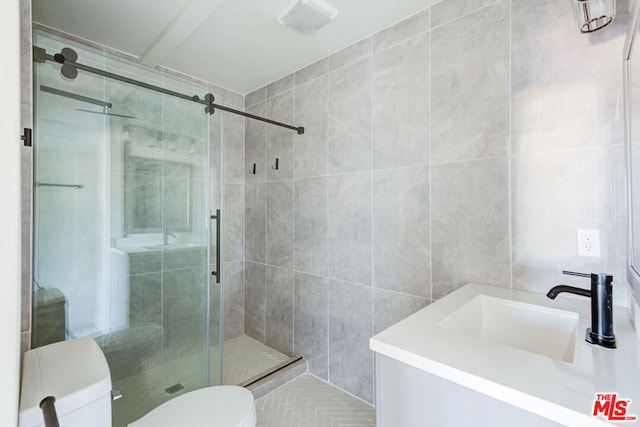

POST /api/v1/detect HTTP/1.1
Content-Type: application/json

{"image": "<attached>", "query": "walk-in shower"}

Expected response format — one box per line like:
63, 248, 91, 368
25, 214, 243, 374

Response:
31, 30, 304, 426
31, 31, 221, 426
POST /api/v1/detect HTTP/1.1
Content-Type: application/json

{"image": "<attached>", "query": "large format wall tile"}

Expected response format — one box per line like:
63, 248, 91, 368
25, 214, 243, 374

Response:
210, 84, 244, 109
373, 9, 429, 54
431, 0, 498, 28
328, 173, 372, 286
245, 102, 267, 184
512, 147, 626, 295
431, 158, 511, 299
295, 76, 328, 178
223, 112, 245, 184
128, 251, 161, 275
164, 315, 206, 361
266, 92, 294, 181
246, 87, 266, 108
372, 33, 430, 169
266, 181, 294, 268
245, 183, 266, 264
224, 183, 244, 263
328, 59, 372, 174
329, 280, 374, 403
431, 0, 509, 164
329, 38, 372, 72
373, 288, 430, 334
265, 266, 294, 355
162, 267, 207, 326
210, 113, 224, 195
511, 0, 626, 155
295, 177, 328, 277
294, 272, 329, 379
162, 267, 208, 362
210, 281, 221, 347
373, 166, 430, 297
240, 0, 631, 408
129, 272, 161, 327
162, 247, 206, 272
295, 58, 328, 87
244, 261, 266, 343
267, 75, 294, 98
223, 261, 244, 340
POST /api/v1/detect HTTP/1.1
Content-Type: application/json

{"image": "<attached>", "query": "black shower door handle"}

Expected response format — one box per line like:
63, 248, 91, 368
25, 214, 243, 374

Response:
211, 209, 221, 284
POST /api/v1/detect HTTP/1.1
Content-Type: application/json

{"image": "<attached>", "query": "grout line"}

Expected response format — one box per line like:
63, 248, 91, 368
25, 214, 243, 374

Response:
293, 68, 328, 91
263, 105, 268, 345
291, 90, 297, 356
291, 161, 433, 180
508, 0, 514, 289
369, 47, 376, 403
242, 262, 377, 291
255, 370, 375, 409
242, 95, 247, 339
511, 143, 625, 158
325, 71, 331, 384
372, 287, 431, 300
372, 28, 431, 58
430, 154, 510, 167
305, 372, 376, 407
428, 6, 434, 303
160, 79, 166, 363
430, 0, 504, 31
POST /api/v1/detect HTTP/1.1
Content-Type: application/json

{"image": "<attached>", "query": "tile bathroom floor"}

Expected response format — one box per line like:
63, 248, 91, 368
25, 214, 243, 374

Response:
255, 374, 376, 426
220, 335, 291, 385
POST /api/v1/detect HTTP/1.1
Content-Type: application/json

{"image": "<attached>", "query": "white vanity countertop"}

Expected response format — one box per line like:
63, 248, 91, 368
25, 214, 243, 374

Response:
370, 283, 640, 426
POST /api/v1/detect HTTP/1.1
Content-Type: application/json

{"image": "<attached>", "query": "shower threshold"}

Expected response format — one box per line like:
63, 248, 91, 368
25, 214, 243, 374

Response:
218, 335, 303, 387
238, 355, 304, 388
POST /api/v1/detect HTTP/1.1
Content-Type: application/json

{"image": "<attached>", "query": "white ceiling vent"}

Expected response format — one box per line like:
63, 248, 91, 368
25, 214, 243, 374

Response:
277, 0, 338, 36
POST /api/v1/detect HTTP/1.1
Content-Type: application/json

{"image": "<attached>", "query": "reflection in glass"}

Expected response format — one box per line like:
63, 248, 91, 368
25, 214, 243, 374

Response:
31, 30, 223, 427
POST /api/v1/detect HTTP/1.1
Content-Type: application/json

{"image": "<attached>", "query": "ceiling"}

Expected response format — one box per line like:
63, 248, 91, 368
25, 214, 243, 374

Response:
32, 0, 440, 95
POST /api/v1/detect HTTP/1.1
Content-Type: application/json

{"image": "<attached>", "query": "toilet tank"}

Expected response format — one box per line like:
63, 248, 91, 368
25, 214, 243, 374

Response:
19, 337, 112, 427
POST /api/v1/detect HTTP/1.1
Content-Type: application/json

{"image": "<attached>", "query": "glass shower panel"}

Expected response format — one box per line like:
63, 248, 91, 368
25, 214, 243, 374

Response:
32, 34, 110, 346
208, 104, 223, 387
32, 31, 223, 427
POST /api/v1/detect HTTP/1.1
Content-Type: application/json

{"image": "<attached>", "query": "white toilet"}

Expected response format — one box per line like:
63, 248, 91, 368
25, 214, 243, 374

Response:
19, 337, 257, 427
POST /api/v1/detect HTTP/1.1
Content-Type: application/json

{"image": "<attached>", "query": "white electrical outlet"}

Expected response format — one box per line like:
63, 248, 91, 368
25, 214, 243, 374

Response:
577, 229, 601, 257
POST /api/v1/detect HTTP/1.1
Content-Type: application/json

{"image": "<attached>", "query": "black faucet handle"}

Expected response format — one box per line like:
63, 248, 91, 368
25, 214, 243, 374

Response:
562, 270, 591, 278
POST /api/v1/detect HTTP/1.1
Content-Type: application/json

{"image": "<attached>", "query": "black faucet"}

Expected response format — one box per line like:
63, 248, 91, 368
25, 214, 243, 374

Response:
547, 270, 616, 349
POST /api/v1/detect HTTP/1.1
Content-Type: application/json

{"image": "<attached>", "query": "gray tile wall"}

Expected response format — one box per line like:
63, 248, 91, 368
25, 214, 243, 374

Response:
220, 91, 247, 342
510, 0, 628, 295
103, 248, 208, 379
244, 0, 631, 404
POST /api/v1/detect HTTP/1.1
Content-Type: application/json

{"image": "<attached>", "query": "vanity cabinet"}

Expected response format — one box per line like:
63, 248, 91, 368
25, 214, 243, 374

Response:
375, 353, 561, 427
370, 283, 640, 427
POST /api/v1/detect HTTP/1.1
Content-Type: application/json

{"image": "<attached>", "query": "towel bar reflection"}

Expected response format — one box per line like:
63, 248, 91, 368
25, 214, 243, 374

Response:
35, 182, 84, 189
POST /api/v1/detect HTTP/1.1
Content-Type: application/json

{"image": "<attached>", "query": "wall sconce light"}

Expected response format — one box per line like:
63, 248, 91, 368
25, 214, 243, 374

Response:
572, 0, 616, 33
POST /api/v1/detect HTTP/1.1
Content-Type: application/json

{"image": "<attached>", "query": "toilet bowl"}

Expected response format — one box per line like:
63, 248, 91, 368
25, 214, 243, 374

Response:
19, 337, 257, 427
129, 385, 256, 427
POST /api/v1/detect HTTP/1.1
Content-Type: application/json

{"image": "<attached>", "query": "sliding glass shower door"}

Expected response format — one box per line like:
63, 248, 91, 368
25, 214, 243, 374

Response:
31, 31, 223, 427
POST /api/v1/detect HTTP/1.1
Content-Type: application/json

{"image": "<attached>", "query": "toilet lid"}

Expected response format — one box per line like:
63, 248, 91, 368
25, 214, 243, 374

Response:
128, 386, 256, 427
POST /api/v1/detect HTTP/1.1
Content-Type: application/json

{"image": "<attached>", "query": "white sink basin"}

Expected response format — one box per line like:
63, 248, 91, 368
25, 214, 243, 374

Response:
438, 295, 579, 362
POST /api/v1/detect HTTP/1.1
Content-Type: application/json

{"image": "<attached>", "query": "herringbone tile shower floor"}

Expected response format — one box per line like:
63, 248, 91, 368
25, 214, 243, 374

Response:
220, 335, 290, 385
255, 374, 376, 427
